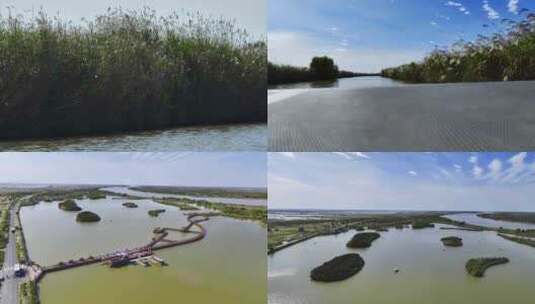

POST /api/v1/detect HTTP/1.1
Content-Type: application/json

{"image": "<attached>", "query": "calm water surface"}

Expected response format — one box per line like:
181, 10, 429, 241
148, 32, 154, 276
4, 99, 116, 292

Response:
268, 76, 406, 104
0, 123, 266, 151
443, 213, 535, 230
269, 76, 405, 90
103, 186, 267, 206
268, 224, 535, 304
21, 197, 266, 304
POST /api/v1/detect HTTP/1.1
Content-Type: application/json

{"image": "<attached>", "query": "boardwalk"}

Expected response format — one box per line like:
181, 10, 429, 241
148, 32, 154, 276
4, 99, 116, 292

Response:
269, 81, 535, 151
36, 214, 210, 280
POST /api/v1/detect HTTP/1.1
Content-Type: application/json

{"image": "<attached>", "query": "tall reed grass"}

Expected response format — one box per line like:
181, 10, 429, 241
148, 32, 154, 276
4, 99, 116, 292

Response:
0, 7, 266, 139
382, 10, 535, 83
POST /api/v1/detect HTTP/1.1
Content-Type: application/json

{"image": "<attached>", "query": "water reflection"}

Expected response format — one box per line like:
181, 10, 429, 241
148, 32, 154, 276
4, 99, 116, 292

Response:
0, 123, 266, 151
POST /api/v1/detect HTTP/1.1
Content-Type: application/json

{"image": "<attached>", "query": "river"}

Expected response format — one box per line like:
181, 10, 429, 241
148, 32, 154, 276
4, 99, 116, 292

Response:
20, 197, 266, 304
443, 213, 535, 230
268, 224, 535, 304
103, 186, 267, 206
268, 76, 405, 104
0, 123, 266, 151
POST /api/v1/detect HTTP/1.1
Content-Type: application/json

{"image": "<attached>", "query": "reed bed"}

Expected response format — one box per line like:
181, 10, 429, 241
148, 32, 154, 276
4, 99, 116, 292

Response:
382, 10, 535, 83
0, 7, 266, 139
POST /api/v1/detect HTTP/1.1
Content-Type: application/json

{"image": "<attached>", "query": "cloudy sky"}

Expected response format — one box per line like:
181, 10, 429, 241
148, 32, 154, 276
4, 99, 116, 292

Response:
1, 0, 265, 37
269, 0, 534, 72
269, 152, 535, 211
0, 153, 266, 188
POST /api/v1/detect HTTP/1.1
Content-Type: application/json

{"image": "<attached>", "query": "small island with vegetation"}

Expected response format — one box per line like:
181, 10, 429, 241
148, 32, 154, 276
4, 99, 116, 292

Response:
465, 257, 509, 277
122, 202, 139, 208
441, 236, 463, 247
346, 232, 380, 249
148, 209, 166, 217
58, 200, 82, 212
310, 253, 365, 282
76, 211, 101, 223
412, 222, 435, 229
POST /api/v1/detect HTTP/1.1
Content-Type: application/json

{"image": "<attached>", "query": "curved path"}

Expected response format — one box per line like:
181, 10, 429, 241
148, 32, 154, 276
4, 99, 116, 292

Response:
36, 214, 210, 280
269, 81, 535, 151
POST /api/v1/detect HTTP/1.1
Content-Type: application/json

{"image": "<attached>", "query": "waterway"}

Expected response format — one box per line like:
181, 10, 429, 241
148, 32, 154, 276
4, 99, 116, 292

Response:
0, 123, 266, 152
443, 213, 535, 230
20, 197, 266, 303
268, 224, 535, 304
268, 76, 405, 104
103, 186, 267, 206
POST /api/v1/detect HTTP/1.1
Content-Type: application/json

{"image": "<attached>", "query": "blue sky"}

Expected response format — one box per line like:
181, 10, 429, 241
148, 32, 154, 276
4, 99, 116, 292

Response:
269, 152, 535, 211
269, 0, 535, 72
1, 0, 265, 38
0, 153, 266, 188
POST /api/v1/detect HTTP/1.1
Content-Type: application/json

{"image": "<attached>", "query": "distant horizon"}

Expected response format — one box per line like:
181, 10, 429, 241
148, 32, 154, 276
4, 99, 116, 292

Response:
268, 208, 532, 213
0, 153, 266, 188
0, 182, 267, 190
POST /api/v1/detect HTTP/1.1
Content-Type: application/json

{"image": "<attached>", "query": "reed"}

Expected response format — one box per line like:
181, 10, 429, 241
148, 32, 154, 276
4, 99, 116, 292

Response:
0, 7, 266, 139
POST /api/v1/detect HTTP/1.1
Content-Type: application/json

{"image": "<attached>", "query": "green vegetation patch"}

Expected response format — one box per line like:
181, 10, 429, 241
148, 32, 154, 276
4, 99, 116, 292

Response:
58, 199, 82, 212
346, 232, 381, 249
148, 209, 166, 217
465, 257, 509, 277
412, 222, 435, 229
87, 193, 106, 200
76, 211, 101, 223
441, 236, 463, 247
310, 253, 365, 282
498, 233, 535, 248
382, 10, 535, 83
19, 280, 38, 304
122, 202, 139, 208
479, 212, 535, 224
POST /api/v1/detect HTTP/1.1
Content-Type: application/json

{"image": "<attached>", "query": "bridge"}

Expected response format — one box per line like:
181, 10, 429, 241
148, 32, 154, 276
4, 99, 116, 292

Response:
34, 213, 210, 282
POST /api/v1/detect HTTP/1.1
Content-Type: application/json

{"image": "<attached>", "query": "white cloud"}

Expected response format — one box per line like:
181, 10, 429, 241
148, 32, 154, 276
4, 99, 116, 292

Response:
453, 164, 462, 172
469, 155, 478, 164
483, 0, 500, 20
487, 158, 502, 180
445, 1, 470, 15
280, 152, 296, 159
349, 152, 371, 159
508, 0, 519, 14
430, 21, 439, 27
409, 171, 418, 176
473, 165, 484, 178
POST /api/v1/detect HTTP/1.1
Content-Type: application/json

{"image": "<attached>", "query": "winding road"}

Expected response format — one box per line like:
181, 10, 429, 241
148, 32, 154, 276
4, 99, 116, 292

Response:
269, 80, 535, 151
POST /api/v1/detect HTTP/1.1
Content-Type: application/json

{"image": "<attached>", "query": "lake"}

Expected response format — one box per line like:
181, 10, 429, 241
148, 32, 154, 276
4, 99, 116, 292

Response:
268, 224, 535, 304
103, 186, 267, 206
0, 123, 266, 151
443, 213, 535, 230
20, 197, 266, 304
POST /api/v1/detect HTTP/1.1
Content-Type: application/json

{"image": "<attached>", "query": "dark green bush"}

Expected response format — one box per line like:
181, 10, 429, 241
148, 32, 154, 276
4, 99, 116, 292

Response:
382, 11, 535, 83
0, 7, 266, 139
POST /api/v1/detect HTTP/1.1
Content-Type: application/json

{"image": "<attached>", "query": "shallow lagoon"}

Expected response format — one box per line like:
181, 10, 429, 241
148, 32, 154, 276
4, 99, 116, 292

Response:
21, 197, 266, 304
268, 224, 535, 304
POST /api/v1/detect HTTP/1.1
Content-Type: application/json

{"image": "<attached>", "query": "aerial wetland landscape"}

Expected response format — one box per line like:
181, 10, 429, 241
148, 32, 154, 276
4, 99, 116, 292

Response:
268, 210, 535, 304
0, 185, 267, 304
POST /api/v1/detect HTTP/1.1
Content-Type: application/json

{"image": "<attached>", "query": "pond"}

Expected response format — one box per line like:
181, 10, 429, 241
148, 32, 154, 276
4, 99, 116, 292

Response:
20, 197, 266, 304
268, 224, 535, 304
